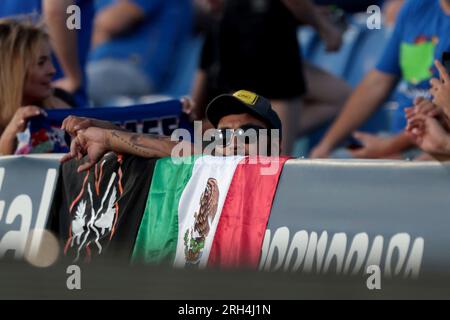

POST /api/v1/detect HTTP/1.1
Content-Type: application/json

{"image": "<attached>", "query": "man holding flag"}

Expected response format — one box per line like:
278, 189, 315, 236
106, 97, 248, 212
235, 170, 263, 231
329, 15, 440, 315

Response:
54, 90, 288, 265
61, 90, 283, 172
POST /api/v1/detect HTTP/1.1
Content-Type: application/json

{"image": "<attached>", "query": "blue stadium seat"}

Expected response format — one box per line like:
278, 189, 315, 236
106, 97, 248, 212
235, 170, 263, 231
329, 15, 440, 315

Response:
298, 27, 319, 61
299, 24, 364, 79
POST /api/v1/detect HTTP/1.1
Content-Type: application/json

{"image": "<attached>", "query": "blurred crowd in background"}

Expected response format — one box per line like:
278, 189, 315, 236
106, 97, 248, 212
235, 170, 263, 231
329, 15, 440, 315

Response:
1, 0, 450, 162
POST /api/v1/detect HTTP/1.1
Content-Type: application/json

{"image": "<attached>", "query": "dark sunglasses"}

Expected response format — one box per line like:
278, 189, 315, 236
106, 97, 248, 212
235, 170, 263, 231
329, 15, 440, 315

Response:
213, 124, 267, 147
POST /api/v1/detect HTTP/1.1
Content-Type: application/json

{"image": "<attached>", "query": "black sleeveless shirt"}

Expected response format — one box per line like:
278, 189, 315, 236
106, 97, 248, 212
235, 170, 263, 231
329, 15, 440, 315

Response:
200, 0, 306, 101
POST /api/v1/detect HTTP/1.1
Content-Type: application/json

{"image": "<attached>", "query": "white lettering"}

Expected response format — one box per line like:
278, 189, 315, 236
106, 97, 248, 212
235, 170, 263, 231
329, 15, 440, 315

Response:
283, 230, 309, 272
262, 228, 425, 279
66, 5, 81, 30
66, 265, 81, 290
367, 5, 381, 30
366, 265, 382, 289
264, 227, 289, 271
0, 195, 33, 258
323, 233, 347, 274
343, 233, 369, 275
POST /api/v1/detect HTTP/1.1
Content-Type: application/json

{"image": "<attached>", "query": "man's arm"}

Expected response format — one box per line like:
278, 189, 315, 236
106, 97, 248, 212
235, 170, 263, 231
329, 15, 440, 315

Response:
92, 1, 146, 47
311, 70, 399, 158
281, 0, 341, 51
62, 127, 194, 172
105, 130, 190, 158
43, 0, 82, 93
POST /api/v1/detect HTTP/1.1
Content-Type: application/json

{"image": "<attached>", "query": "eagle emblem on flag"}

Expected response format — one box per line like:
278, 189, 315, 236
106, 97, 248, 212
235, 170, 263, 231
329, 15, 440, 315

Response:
184, 178, 219, 266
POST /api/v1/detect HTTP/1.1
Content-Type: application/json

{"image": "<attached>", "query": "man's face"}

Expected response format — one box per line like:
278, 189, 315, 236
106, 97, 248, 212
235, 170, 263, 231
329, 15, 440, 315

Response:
214, 113, 276, 156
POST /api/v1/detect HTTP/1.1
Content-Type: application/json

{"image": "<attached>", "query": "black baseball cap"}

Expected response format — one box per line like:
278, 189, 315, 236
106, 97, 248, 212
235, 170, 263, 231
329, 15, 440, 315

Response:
206, 90, 282, 136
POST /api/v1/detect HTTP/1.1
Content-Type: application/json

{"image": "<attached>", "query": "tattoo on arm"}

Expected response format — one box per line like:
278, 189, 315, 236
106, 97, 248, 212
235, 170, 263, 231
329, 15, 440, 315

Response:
109, 130, 171, 158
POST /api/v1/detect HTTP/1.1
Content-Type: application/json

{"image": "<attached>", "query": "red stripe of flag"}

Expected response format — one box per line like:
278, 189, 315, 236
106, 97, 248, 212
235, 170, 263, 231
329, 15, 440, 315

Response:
208, 156, 290, 269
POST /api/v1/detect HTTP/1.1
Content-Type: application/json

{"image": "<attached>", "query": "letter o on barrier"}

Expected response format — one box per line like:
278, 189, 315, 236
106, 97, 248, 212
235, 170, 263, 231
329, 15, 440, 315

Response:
385, 233, 410, 278
264, 227, 290, 272
343, 233, 369, 275
323, 233, 347, 274
283, 230, 309, 272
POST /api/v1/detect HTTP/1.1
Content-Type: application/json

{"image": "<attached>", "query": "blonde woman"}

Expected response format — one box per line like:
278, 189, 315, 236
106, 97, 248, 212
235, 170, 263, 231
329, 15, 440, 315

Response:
0, 19, 72, 155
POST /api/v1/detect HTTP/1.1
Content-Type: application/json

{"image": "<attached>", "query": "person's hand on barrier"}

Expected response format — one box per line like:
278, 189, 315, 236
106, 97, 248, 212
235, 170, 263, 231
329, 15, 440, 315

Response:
407, 114, 450, 157
349, 132, 398, 159
4, 106, 46, 137
61, 127, 109, 172
405, 97, 450, 132
430, 60, 450, 118
310, 143, 332, 159
408, 97, 441, 117
62, 116, 121, 137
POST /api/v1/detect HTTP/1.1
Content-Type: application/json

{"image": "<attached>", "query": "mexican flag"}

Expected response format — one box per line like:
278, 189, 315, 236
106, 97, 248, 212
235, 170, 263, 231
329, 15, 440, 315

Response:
132, 155, 288, 269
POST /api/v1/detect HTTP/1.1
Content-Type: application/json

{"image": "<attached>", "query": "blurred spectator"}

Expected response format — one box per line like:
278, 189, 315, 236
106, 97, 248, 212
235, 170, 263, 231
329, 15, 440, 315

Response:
61, 90, 282, 171
406, 113, 450, 161
0, 0, 95, 107
187, 0, 343, 155
87, 0, 193, 106
383, 0, 405, 28
405, 60, 450, 160
0, 20, 73, 155
430, 60, 450, 116
311, 0, 450, 159
300, 62, 352, 135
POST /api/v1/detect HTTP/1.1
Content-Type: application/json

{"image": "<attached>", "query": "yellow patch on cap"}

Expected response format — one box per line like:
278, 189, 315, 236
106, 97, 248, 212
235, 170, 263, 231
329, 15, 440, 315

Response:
233, 90, 258, 106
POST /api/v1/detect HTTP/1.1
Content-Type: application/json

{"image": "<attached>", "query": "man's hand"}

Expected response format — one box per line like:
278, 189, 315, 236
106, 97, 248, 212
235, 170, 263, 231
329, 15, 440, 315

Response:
61, 127, 110, 172
406, 97, 441, 117
430, 60, 450, 118
405, 97, 450, 131
62, 116, 122, 137
311, 70, 398, 159
310, 143, 332, 159
349, 131, 400, 159
407, 114, 450, 157
282, 0, 342, 52
181, 97, 201, 122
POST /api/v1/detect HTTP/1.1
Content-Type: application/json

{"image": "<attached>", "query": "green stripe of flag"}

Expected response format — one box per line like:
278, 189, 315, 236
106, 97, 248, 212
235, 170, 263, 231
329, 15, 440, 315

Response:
132, 156, 198, 264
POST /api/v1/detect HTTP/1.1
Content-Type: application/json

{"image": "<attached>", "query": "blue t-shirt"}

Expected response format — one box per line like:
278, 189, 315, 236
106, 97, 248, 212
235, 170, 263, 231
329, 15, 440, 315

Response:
0, 0, 95, 107
376, 0, 450, 133
89, 0, 193, 91
0, 0, 41, 16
